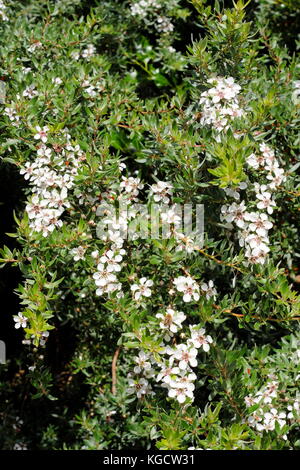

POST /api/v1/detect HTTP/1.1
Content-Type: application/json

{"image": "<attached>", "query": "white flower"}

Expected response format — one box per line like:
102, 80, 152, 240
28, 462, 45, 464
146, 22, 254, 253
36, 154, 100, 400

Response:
260, 143, 275, 161
161, 207, 181, 228
244, 212, 273, 236
156, 362, 180, 384
156, 308, 186, 338
23, 85, 38, 99
245, 233, 269, 250
42, 188, 69, 209
96, 282, 122, 297
52, 77, 62, 85
70, 246, 86, 261
119, 162, 126, 171
173, 344, 198, 370
246, 152, 265, 169
173, 276, 200, 302
4, 106, 20, 124
20, 162, 37, 180
150, 181, 173, 204
34, 126, 49, 143
245, 246, 269, 265
120, 176, 144, 196
40, 331, 49, 346
174, 232, 197, 254
133, 351, 152, 374
26, 195, 48, 219
266, 167, 285, 190
37, 144, 52, 159
71, 50, 80, 60
200, 280, 217, 300
13, 313, 28, 329
264, 408, 286, 430
256, 189, 276, 214
168, 385, 194, 404
245, 395, 256, 408
93, 270, 117, 287
169, 370, 196, 391
188, 326, 213, 352
21, 66, 32, 74
131, 277, 153, 300
99, 249, 123, 272
221, 201, 249, 228
127, 377, 151, 399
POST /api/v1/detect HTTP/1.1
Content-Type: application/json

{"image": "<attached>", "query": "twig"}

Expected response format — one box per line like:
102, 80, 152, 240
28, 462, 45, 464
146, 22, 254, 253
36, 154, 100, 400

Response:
111, 347, 121, 395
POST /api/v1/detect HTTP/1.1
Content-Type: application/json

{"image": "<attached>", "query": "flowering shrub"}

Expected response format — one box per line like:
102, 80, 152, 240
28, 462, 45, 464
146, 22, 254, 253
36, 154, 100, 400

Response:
0, 0, 299, 451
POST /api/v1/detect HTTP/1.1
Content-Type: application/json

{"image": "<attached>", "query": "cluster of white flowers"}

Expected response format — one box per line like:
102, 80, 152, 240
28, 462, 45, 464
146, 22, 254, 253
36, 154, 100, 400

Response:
4, 104, 20, 126
221, 201, 271, 265
92, 248, 125, 297
81, 44, 96, 59
96, 178, 202, 262
0, 0, 8, 21
127, 354, 154, 399
130, 0, 160, 18
127, 324, 213, 404
173, 276, 217, 302
202, 77, 287, 265
120, 176, 144, 201
20, 136, 84, 236
247, 143, 286, 190
81, 78, 104, 98
149, 180, 173, 204
91, 175, 149, 299
221, 143, 285, 264
70, 44, 96, 61
21, 330, 49, 347
85, 177, 141, 240
199, 76, 244, 133
160, 205, 181, 232
155, 16, 174, 33
174, 232, 198, 254
92, 175, 216, 405
130, 0, 174, 34
245, 378, 299, 436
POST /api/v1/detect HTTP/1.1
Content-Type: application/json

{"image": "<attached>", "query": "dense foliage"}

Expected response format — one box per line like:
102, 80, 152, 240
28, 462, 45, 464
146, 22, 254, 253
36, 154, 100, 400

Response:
0, 0, 299, 450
